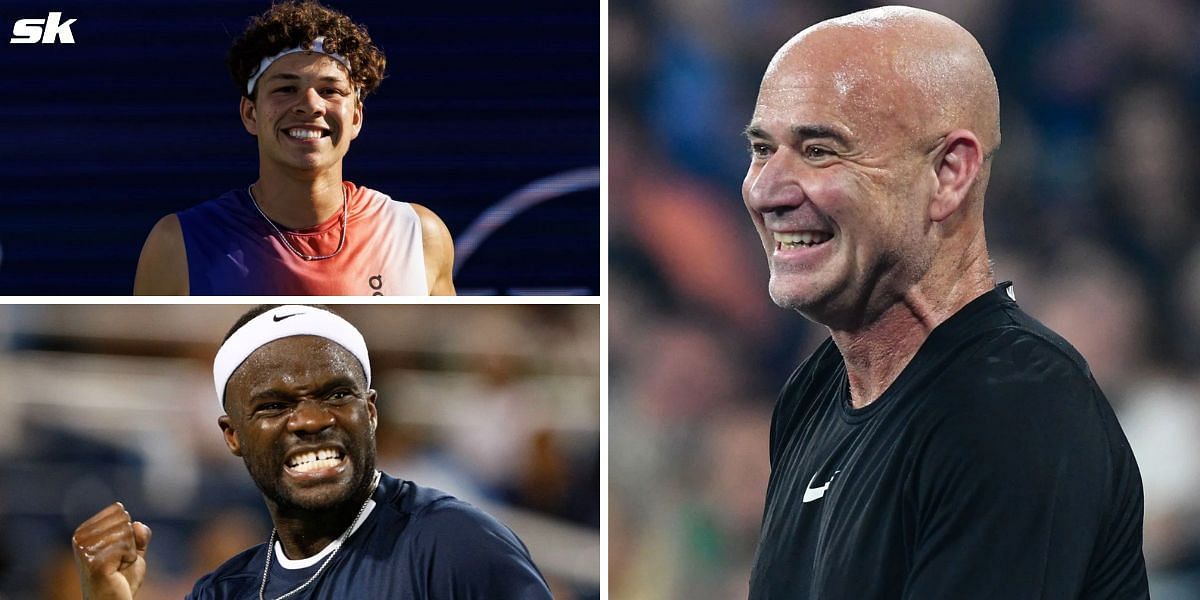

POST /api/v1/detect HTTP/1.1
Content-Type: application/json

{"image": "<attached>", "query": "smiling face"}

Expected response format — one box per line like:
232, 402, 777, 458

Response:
742, 9, 1000, 329
219, 335, 377, 512
240, 52, 363, 175
743, 31, 939, 327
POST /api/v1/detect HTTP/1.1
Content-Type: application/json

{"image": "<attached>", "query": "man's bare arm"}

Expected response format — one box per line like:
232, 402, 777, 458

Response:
72, 502, 152, 600
133, 215, 189, 295
411, 204, 456, 296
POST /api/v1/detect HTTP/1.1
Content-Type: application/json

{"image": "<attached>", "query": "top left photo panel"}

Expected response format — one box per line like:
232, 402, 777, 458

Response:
1, 0, 600, 296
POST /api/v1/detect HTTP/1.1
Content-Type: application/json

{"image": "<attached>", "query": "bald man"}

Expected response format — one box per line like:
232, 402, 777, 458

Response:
742, 7, 1147, 599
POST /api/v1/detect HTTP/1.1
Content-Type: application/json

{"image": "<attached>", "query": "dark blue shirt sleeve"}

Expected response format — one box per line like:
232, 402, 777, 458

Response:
407, 499, 554, 600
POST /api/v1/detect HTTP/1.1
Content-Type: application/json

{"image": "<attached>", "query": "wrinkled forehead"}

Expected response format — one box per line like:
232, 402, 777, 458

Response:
227, 336, 364, 399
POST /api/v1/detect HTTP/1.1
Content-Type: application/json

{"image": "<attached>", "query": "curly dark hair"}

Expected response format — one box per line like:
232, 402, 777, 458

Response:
228, 0, 386, 101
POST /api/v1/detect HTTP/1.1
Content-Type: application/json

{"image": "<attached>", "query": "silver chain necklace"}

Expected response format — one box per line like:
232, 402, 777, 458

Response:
258, 470, 381, 600
247, 183, 348, 261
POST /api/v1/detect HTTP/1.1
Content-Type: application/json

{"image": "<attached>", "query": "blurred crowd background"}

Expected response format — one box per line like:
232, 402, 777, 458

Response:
610, 0, 1200, 598
0, 304, 599, 599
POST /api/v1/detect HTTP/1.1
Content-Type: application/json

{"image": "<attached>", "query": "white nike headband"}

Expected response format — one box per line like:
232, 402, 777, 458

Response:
246, 36, 352, 96
213, 305, 371, 407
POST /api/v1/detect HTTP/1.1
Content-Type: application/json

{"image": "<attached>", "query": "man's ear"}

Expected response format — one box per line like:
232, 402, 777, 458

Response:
366, 389, 378, 432
239, 96, 259, 136
929, 130, 983, 222
350, 98, 363, 141
218, 415, 243, 457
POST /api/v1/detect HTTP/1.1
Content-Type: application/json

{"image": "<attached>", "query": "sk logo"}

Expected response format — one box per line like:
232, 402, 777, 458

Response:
10, 12, 77, 44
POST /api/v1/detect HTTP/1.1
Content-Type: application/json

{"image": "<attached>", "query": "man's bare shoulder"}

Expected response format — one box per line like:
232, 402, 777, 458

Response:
133, 214, 189, 295
408, 203, 455, 296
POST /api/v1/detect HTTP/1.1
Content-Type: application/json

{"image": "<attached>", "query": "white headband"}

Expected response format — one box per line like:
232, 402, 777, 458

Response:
246, 36, 352, 95
213, 305, 371, 407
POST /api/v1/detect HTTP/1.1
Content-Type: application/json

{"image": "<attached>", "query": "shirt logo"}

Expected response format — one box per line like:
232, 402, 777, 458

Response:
226, 251, 249, 277
802, 470, 840, 503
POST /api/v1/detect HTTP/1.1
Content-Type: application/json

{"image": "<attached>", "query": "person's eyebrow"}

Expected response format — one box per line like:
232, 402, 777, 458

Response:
743, 124, 850, 147
791, 124, 850, 147
246, 375, 362, 404
743, 124, 771, 141
264, 73, 301, 83
313, 375, 362, 394
246, 387, 291, 407
263, 73, 349, 85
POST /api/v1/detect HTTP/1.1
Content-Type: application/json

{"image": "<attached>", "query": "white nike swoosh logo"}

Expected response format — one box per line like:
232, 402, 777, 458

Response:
802, 470, 840, 503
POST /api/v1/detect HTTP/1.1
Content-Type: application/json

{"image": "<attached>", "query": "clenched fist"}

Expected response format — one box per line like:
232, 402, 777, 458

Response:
72, 502, 152, 600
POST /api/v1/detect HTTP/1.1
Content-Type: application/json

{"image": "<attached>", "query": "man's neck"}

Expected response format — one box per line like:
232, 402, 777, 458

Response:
830, 263, 993, 409
267, 482, 374, 559
252, 168, 345, 230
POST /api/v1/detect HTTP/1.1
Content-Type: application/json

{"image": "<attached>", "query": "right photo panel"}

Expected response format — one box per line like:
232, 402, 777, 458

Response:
611, 1, 1195, 598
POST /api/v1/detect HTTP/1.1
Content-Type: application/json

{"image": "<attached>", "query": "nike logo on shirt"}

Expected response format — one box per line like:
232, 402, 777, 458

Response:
802, 470, 840, 503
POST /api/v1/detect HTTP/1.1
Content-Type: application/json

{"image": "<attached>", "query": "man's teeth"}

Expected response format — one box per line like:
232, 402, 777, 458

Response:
287, 129, 323, 139
288, 449, 343, 473
775, 231, 832, 248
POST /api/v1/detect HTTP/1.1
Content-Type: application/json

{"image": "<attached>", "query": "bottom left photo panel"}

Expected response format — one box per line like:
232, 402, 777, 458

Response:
0, 303, 600, 599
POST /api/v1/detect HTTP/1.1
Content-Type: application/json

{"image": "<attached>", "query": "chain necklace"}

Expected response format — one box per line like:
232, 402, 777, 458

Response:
247, 183, 347, 261
258, 470, 381, 600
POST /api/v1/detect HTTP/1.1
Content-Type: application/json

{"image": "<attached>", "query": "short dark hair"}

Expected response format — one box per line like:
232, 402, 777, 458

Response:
228, 0, 387, 100
223, 304, 336, 342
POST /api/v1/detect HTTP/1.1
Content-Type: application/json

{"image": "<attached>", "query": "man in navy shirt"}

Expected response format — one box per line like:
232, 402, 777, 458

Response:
71, 305, 552, 599
741, 6, 1148, 598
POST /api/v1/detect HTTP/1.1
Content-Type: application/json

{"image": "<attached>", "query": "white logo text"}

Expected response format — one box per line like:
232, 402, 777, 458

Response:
10, 12, 77, 44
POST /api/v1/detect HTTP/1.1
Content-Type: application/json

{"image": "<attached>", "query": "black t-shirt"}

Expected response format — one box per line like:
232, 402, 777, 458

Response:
188, 473, 552, 599
749, 283, 1149, 599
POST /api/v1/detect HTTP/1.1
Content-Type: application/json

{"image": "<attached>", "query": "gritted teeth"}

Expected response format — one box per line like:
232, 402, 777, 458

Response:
287, 448, 344, 469
774, 231, 833, 248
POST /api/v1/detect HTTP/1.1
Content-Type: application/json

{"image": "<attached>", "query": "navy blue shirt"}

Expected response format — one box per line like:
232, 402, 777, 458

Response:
188, 473, 552, 599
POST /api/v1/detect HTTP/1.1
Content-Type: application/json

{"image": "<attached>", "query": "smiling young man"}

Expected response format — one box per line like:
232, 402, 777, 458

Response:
742, 7, 1148, 599
71, 305, 551, 599
133, 1, 455, 295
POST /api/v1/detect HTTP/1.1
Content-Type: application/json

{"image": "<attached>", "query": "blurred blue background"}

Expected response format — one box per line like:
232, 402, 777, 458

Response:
0, 304, 600, 599
609, 0, 1200, 598
0, 0, 599, 295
